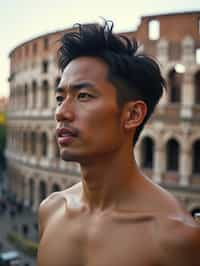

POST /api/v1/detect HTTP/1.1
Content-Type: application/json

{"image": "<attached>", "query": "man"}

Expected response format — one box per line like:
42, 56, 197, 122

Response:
37, 21, 200, 266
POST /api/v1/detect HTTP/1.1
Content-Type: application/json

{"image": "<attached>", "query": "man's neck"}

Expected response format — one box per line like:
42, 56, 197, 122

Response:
79, 149, 145, 212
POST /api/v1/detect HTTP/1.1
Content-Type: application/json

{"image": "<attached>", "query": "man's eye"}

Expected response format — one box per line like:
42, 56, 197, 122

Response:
56, 96, 64, 105
77, 92, 92, 100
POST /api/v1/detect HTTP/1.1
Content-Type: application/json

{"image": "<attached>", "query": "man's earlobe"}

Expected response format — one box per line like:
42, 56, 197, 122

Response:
124, 101, 147, 130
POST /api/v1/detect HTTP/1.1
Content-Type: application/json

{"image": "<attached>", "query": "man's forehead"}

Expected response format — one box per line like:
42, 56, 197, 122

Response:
61, 56, 108, 84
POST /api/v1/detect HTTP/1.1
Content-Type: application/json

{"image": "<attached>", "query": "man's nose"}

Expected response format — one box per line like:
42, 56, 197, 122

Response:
55, 100, 75, 122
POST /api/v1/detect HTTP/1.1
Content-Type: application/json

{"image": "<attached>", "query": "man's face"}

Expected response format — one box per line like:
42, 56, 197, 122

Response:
55, 56, 125, 163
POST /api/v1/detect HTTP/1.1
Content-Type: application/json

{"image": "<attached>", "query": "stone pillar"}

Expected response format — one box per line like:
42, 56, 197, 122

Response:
182, 36, 195, 65
33, 179, 40, 212
134, 142, 141, 167
24, 178, 29, 207
157, 38, 168, 65
153, 141, 166, 184
37, 82, 43, 110
47, 132, 55, 162
180, 142, 192, 186
180, 73, 194, 118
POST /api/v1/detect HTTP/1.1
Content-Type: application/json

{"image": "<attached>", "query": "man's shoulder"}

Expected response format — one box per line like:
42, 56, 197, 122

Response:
157, 213, 200, 266
39, 181, 82, 213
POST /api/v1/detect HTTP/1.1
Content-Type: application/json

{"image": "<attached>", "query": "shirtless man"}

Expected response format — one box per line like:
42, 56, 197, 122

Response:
37, 21, 200, 266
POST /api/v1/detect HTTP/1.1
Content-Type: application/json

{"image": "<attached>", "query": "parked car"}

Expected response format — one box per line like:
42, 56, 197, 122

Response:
0, 250, 21, 266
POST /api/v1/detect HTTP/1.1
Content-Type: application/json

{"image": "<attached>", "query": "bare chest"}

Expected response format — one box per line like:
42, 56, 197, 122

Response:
38, 212, 159, 266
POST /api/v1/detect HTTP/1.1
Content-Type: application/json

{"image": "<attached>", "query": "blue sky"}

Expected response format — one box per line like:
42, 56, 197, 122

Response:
0, 0, 199, 97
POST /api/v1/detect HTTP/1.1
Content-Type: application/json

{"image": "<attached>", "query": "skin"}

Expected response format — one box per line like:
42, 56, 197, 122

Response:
37, 57, 200, 266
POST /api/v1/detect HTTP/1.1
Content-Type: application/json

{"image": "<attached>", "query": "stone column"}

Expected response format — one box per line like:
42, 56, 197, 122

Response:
182, 36, 195, 65
153, 141, 166, 184
33, 178, 40, 212
180, 73, 194, 119
157, 38, 168, 65
47, 132, 55, 163
179, 141, 192, 186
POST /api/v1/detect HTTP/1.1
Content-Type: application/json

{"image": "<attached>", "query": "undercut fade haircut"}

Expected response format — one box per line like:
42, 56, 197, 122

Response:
58, 20, 166, 146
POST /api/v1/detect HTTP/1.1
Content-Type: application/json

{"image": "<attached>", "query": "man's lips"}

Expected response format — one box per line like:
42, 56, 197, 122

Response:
56, 127, 78, 145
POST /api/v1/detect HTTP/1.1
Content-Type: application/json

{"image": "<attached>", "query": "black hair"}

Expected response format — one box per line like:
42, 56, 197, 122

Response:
58, 20, 166, 146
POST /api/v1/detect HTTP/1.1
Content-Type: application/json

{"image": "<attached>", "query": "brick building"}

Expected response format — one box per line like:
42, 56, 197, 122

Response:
6, 11, 200, 214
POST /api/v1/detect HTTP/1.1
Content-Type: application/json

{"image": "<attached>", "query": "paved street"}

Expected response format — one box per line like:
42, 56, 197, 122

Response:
0, 187, 38, 266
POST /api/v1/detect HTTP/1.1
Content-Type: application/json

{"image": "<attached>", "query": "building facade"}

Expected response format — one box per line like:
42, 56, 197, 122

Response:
6, 11, 200, 213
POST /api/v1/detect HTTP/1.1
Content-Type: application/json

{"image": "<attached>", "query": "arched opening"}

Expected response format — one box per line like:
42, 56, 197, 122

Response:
168, 67, 184, 103
24, 84, 28, 109
194, 70, 200, 104
31, 132, 36, 155
166, 139, 180, 171
29, 179, 34, 207
41, 132, 48, 157
148, 20, 160, 40
141, 137, 154, 169
23, 132, 28, 153
192, 139, 200, 174
42, 80, 49, 108
39, 181, 47, 202
52, 183, 61, 192
32, 80, 37, 108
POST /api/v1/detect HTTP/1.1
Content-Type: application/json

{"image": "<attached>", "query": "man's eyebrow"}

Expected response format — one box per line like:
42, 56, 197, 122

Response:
55, 82, 96, 93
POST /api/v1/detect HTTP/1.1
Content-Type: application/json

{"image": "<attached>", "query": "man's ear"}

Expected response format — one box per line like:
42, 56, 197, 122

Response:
124, 100, 147, 130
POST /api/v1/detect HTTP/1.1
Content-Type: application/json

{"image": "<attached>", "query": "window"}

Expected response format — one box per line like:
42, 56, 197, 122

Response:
194, 71, 200, 104
196, 48, 200, 64
166, 139, 179, 171
148, 20, 160, 40
141, 137, 154, 169
42, 60, 49, 73
192, 140, 200, 174
168, 66, 184, 103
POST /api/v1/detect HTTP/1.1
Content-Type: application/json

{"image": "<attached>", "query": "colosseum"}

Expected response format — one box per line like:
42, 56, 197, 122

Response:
6, 11, 200, 214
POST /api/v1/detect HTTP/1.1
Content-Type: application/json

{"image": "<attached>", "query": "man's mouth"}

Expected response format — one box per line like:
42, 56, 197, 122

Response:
56, 127, 78, 145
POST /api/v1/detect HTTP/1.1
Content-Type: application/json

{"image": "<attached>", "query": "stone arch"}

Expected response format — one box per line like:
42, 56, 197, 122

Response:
30, 131, 36, 155
192, 139, 200, 174
140, 136, 155, 169
166, 138, 180, 171
167, 66, 184, 103
41, 132, 48, 157
29, 178, 35, 207
39, 180, 47, 202
32, 80, 37, 108
52, 183, 61, 192
42, 80, 49, 108
24, 83, 28, 109
194, 70, 200, 104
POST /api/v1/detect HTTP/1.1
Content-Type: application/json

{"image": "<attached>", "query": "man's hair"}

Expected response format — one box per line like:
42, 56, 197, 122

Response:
58, 20, 166, 146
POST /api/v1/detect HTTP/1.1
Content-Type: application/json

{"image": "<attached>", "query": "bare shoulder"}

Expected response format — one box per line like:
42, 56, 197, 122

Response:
157, 212, 200, 266
38, 182, 82, 239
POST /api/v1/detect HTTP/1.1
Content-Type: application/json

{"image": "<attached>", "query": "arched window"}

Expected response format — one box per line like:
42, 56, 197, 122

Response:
23, 132, 28, 153
141, 137, 154, 169
29, 179, 34, 206
42, 60, 49, 73
166, 139, 180, 171
31, 132, 36, 155
39, 181, 47, 202
52, 183, 60, 192
41, 132, 48, 157
194, 71, 200, 104
42, 80, 49, 108
32, 80, 37, 108
24, 84, 28, 109
148, 20, 160, 40
168, 67, 184, 103
192, 140, 200, 174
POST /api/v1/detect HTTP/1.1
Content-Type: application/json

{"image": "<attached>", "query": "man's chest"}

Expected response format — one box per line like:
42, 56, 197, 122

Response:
38, 212, 159, 266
